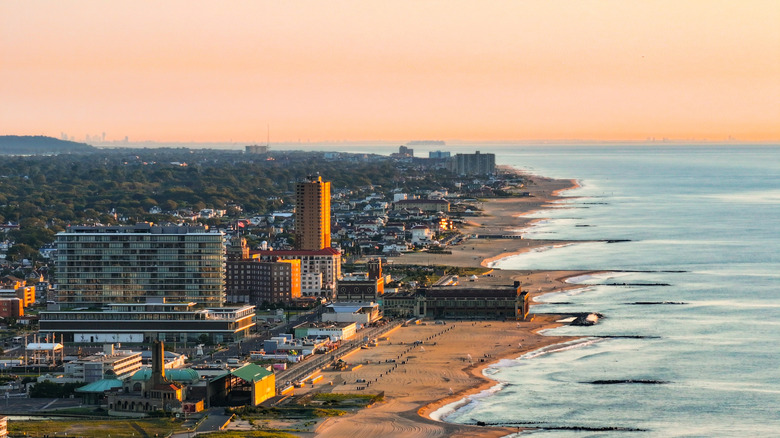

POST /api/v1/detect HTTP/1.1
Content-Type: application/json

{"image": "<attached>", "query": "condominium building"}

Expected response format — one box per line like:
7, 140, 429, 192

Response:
448, 151, 496, 175
295, 176, 331, 251
55, 224, 225, 307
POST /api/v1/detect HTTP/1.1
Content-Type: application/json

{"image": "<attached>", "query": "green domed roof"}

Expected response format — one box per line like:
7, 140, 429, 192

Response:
75, 378, 123, 393
131, 368, 199, 383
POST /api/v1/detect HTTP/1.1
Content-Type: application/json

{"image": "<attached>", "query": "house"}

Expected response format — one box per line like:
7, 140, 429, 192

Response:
410, 226, 431, 244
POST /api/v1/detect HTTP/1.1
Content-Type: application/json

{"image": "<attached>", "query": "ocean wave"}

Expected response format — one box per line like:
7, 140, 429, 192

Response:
564, 271, 631, 284
518, 337, 603, 360
429, 383, 506, 422
437, 338, 606, 422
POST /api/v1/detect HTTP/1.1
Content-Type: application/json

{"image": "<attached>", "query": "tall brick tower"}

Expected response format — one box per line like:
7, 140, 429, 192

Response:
294, 175, 331, 251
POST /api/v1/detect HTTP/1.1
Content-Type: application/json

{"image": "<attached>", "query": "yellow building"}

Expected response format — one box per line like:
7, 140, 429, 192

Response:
210, 363, 275, 406
295, 176, 331, 251
0, 282, 35, 308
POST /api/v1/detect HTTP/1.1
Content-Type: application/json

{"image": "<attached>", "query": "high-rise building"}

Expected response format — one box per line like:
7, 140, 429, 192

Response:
55, 224, 225, 307
448, 151, 496, 175
295, 176, 331, 251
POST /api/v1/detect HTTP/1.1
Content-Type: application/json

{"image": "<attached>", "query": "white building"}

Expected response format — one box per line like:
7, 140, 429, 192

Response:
301, 272, 323, 296
294, 321, 357, 342
64, 345, 142, 383
410, 226, 431, 244
321, 302, 381, 326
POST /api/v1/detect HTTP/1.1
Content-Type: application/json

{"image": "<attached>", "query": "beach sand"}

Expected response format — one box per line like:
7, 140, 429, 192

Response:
298, 174, 588, 437
385, 173, 581, 269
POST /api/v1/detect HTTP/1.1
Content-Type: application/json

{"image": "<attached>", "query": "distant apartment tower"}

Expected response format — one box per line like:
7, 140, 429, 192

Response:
390, 145, 414, 158
245, 144, 269, 154
55, 224, 225, 307
449, 151, 496, 175
295, 176, 331, 251
429, 150, 451, 159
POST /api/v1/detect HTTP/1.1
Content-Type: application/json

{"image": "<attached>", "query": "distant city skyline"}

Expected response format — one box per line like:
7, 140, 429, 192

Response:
2, 1, 779, 143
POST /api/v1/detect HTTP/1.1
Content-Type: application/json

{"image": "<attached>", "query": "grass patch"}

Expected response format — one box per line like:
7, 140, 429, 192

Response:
199, 432, 298, 438
47, 406, 110, 416
312, 393, 383, 407
8, 418, 179, 437
313, 408, 347, 417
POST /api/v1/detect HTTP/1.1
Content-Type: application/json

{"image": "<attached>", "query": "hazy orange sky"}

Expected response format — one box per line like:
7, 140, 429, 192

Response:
2, 1, 779, 143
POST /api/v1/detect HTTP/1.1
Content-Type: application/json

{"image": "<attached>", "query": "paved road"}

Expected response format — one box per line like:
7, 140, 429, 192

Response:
0, 396, 83, 414
195, 408, 233, 433
275, 321, 401, 392
189, 306, 322, 366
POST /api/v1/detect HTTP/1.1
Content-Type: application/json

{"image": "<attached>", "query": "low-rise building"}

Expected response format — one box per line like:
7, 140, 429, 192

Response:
410, 226, 431, 244
393, 199, 450, 212
293, 321, 357, 342
0, 284, 35, 308
383, 282, 529, 320
321, 302, 381, 326
65, 344, 142, 383
107, 341, 193, 416
0, 297, 22, 318
209, 363, 275, 407
39, 299, 256, 345
336, 276, 383, 302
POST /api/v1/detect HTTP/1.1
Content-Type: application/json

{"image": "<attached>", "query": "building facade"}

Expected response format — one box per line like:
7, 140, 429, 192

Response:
0, 284, 35, 308
39, 299, 255, 345
55, 224, 225, 306
253, 248, 341, 298
293, 321, 357, 341
65, 345, 142, 382
383, 283, 528, 320
392, 199, 450, 212
448, 151, 496, 175
336, 276, 383, 302
294, 176, 331, 251
226, 258, 301, 305
0, 297, 22, 318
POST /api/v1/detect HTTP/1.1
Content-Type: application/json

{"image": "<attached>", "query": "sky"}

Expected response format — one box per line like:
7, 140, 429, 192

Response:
2, 1, 779, 144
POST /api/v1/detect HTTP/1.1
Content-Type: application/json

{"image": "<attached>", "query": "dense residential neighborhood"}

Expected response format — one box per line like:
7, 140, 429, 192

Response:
0, 140, 537, 435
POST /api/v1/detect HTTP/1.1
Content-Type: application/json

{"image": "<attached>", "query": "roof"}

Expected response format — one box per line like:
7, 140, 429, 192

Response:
253, 248, 341, 256
131, 368, 199, 383
153, 383, 181, 391
26, 342, 64, 351
326, 302, 379, 313
395, 199, 449, 204
75, 378, 123, 393
230, 363, 273, 383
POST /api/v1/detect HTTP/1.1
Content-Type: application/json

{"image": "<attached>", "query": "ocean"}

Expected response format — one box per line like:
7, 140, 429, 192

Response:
430, 145, 780, 436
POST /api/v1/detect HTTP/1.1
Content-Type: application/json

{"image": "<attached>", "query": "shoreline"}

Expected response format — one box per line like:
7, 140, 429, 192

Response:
304, 172, 593, 438
416, 272, 600, 433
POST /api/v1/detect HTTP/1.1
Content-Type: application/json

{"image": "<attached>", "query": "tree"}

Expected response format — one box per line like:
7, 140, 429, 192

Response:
6, 243, 37, 262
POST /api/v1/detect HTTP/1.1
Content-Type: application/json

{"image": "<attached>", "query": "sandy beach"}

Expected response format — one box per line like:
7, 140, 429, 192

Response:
302, 173, 589, 437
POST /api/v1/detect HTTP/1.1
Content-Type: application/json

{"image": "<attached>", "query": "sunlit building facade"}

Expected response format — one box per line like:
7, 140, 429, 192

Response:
295, 176, 331, 251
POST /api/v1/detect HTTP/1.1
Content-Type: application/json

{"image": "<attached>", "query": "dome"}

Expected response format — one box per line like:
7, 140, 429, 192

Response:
131, 368, 199, 383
